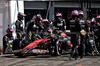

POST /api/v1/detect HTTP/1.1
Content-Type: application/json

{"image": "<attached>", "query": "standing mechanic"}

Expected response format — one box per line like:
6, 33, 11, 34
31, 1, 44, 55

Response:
67, 10, 81, 60
78, 10, 89, 58
54, 13, 66, 31
15, 12, 26, 38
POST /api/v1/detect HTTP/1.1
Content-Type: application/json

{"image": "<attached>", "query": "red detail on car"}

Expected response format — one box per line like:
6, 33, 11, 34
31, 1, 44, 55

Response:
58, 43, 61, 49
23, 39, 49, 49
61, 32, 66, 38
43, 21, 48, 24
32, 49, 48, 54
39, 21, 42, 23
69, 43, 72, 47
37, 50, 40, 53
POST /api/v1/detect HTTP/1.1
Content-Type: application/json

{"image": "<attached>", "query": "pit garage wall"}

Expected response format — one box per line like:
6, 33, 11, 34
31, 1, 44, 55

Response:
0, 0, 24, 50
0, 0, 10, 49
10, 0, 24, 30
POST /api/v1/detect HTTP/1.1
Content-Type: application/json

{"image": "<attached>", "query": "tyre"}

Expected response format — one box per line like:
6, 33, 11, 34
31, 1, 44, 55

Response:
14, 53, 23, 56
54, 41, 62, 56
57, 43, 62, 55
13, 39, 21, 50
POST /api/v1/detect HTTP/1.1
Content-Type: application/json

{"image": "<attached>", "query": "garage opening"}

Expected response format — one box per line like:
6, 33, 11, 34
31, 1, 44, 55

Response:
24, 9, 47, 26
24, 1, 47, 26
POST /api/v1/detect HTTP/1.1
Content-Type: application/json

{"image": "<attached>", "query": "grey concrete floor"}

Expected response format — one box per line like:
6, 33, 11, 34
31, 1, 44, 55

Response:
0, 54, 100, 66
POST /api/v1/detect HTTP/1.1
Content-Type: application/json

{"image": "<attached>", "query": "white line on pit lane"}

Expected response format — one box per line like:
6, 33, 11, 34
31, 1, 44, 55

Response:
0, 54, 14, 57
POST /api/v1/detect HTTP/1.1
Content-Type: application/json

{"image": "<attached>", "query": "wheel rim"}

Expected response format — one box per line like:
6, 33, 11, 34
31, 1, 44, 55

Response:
58, 43, 62, 54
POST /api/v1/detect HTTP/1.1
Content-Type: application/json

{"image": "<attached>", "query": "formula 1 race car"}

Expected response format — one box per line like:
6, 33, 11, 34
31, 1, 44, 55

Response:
2, 28, 72, 57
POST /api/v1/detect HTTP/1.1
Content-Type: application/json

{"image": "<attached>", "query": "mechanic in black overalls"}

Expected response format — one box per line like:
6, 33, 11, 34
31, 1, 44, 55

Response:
67, 10, 81, 60
25, 15, 36, 42
35, 14, 45, 33
88, 17, 100, 55
3, 26, 14, 53
95, 15, 100, 52
90, 18, 97, 32
15, 12, 26, 39
25, 14, 45, 41
78, 10, 89, 58
54, 13, 66, 31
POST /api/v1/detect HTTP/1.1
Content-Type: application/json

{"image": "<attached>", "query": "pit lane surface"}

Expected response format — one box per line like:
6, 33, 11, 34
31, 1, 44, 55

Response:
0, 54, 100, 66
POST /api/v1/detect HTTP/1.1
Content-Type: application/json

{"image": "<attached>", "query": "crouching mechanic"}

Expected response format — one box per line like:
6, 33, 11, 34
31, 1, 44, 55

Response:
3, 26, 14, 53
